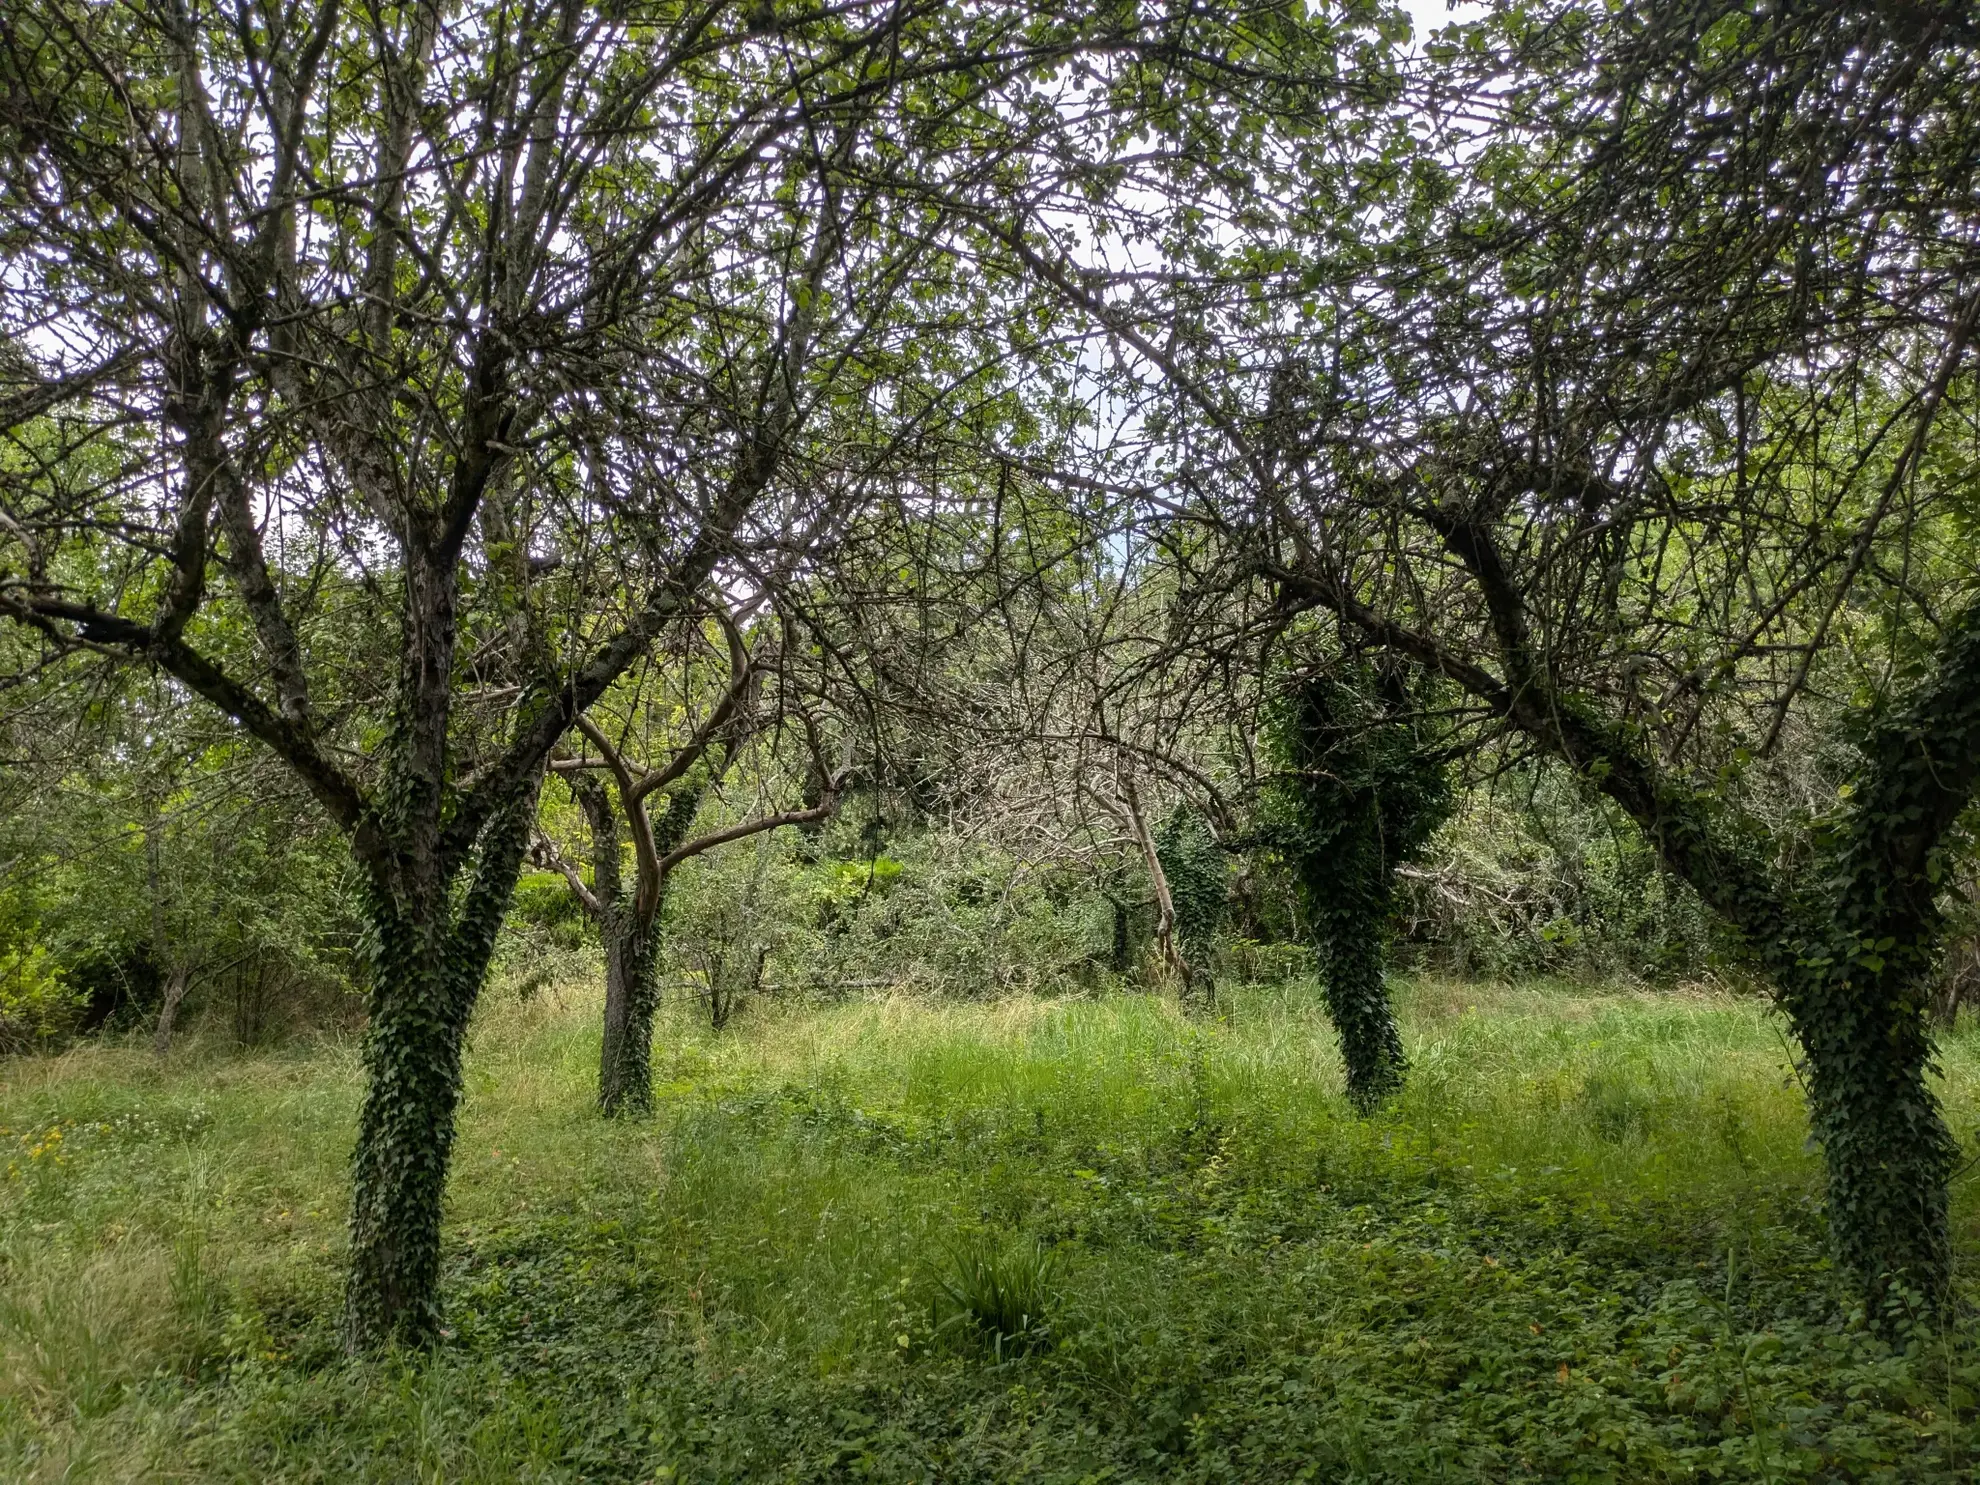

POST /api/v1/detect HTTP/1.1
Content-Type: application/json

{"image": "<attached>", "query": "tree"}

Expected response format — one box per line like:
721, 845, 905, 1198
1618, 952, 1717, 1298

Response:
537, 607, 849, 1113
1052, 0, 1980, 1306
0, 0, 1116, 1347
0, 652, 358, 1048
1153, 805, 1225, 999
940, 0, 1980, 1304
1265, 0, 1980, 1308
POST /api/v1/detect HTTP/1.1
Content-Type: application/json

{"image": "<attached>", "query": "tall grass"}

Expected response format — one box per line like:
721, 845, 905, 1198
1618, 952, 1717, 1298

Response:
2, 975, 1978, 1480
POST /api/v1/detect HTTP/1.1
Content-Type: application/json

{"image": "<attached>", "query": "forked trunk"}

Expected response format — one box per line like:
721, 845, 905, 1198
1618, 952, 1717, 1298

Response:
1628, 811, 1959, 1306
1766, 865, 1961, 1306
152, 962, 192, 1055
1117, 772, 1191, 994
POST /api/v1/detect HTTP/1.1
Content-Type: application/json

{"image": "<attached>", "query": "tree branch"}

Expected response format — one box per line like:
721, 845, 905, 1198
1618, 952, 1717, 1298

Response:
6, 596, 363, 832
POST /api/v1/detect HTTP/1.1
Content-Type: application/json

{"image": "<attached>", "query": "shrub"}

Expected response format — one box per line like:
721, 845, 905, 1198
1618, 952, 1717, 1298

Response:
665, 828, 1102, 1000
0, 942, 83, 1052
1398, 766, 1724, 983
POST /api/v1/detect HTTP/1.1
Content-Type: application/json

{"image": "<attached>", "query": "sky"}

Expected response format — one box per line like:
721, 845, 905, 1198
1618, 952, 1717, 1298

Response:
1400, 0, 1489, 42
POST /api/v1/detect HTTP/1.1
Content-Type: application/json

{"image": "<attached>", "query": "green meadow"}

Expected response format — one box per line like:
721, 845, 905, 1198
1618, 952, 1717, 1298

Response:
4, 979, 1979, 1482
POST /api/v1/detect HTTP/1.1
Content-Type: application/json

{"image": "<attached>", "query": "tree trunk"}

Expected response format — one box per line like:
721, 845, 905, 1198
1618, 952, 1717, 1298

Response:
572, 776, 667, 1118
343, 924, 467, 1350
1587, 759, 1963, 1306
1448, 553, 1980, 1310
1548, 647, 1976, 1307
152, 962, 191, 1055
598, 775, 711, 1114
143, 786, 191, 1055
1118, 772, 1191, 994
342, 785, 536, 1351
1320, 914, 1406, 1114
597, 904, 661, 1117
1789, 988, 1954, 1307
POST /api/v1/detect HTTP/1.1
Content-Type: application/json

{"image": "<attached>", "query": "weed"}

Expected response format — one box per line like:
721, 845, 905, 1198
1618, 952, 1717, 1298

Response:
169, 1223, 228, 1377
1579, 1070, 1657, 1143
928, 1232, 1056, 1358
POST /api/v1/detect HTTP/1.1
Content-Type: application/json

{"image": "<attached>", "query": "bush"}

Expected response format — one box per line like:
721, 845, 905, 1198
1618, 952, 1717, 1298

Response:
0, 942, 83, 1052
661, 824, 1105, 1001
1218, 936, 1314, 985
509, 872, 593, 949
491, 872, 598, 1001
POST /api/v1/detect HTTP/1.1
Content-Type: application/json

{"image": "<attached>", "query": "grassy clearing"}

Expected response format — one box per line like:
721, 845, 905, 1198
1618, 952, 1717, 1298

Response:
3, 977, 1980, 1481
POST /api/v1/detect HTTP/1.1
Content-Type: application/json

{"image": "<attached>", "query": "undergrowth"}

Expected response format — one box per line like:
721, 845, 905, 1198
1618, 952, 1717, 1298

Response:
3, 978, 1980, 1481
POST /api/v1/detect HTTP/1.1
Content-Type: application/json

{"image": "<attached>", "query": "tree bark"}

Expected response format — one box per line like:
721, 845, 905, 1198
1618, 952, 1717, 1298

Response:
342, 783, 536, 1351
597, 906, 662, 1116
142, 788, 200, 1055
152, 964, 191, 1056
1107, 770, 1191, 994
573, 774, 669, 1118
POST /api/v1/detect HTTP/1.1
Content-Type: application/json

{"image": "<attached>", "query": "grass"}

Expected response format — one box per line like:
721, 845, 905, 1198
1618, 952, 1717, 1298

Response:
3, 975, 1980, 1480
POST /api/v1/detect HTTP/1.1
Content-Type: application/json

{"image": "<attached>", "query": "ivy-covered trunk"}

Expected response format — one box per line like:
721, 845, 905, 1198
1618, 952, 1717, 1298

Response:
1529, 596, 1980, 1310
597, 905, 661, 1117
572, 777, 667, 1118
570, 765, 715, 1117
1789, 990, 1954, 1304
1154, 807, 1227, 1005
343, 786, 536, 1351
1761, 640, 1980, 1307
1263, 666, 1452, 1114
1580, 757, 1964, 1307
344, 913, 468, 1350
1319, 910, 1407, 1113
